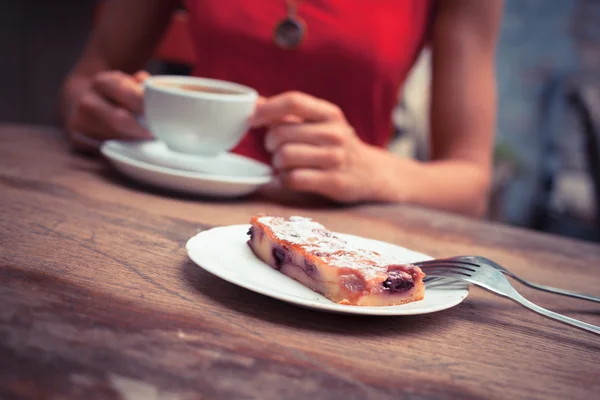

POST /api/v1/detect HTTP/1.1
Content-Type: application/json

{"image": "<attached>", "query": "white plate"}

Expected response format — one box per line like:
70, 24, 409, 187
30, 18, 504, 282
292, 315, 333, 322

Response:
186, 225, 469, 315
101, 140, 272, 198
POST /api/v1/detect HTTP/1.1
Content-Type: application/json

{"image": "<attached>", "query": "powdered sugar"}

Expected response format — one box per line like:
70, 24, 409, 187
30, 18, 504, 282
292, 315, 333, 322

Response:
258, 215, 328, 244
257, 215, 413, 279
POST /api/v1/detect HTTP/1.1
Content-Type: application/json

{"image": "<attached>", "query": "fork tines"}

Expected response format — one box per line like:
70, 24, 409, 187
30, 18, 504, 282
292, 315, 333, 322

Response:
415, 260, 477, 278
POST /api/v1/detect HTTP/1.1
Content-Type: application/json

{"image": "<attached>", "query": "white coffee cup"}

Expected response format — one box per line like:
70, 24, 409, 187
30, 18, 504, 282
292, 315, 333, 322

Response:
143, 76, 258, 155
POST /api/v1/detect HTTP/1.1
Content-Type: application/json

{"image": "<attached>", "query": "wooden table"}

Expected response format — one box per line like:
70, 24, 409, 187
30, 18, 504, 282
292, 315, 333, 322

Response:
1, 124, 599, 400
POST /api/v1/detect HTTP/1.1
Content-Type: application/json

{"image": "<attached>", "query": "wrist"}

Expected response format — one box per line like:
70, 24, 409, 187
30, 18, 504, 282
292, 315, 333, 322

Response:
59, 74, 92, 125
365, 145, 416, 204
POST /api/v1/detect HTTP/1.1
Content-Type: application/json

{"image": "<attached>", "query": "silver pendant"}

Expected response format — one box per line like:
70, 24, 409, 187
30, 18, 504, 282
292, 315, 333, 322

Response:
274, 16, 306, 50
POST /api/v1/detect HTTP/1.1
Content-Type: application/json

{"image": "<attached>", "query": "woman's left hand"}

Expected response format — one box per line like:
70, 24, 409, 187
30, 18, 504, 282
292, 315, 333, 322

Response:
251, 91, 400, 203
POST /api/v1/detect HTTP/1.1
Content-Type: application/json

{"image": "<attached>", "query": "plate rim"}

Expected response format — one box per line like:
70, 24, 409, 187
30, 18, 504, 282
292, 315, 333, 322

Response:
101, 140, 272, 185
185, 224, 469, 316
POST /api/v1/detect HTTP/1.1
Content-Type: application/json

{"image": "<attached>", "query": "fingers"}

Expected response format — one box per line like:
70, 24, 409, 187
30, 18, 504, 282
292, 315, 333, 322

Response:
280, 169, 348, 200
68, 90, 151, 141
251, 96, 304, 125
273, 143, 345, 170
133, 70, 150, 83
256, 96, 266, 107
251, 91, 345, 126
93, 70, 145, 114
265, 122, 347, 151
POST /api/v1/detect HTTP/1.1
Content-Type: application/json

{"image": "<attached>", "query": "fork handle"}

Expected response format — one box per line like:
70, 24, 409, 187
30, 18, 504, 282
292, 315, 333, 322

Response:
510, 294, 600, 336
508, 276, 600, 303
435, 273, 600, 303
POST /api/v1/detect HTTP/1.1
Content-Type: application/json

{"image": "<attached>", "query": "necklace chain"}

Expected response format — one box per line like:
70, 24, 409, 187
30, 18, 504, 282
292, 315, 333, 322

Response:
285, 0, 303, 16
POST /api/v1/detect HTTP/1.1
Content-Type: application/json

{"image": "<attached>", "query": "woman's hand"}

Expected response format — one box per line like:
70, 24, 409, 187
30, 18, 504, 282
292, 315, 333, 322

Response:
63, 70, 152, 151
251, 91, 400, 203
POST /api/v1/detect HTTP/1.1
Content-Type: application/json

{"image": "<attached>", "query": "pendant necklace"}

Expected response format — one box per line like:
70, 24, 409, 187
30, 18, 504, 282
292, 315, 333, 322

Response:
273, 0, 306, 50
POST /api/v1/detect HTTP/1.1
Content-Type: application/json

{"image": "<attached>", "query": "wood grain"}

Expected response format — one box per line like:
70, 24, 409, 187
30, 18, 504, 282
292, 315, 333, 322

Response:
1, 124, 599, 400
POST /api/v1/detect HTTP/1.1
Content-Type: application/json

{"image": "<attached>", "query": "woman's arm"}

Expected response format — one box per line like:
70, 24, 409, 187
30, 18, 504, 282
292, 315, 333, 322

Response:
392, 0, 503, 216
240, 0, 503, 217
59, 0, 180, 150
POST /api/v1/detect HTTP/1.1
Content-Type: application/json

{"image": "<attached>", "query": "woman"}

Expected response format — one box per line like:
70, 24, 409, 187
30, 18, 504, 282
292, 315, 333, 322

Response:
59, 0, 503, 216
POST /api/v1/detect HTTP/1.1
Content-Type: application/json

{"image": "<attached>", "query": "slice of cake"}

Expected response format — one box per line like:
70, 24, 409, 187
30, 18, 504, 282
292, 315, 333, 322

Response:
247, 214, 425, 306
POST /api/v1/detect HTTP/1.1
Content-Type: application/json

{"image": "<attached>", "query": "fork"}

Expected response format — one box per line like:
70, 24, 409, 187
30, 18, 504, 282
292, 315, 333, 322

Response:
422, 256, 600, 303
414, 256, 600, 336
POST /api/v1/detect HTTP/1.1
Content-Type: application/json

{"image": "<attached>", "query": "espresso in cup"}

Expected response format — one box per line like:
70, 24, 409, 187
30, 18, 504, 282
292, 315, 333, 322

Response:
143, 76, 258, 155
154, 82, 244, 96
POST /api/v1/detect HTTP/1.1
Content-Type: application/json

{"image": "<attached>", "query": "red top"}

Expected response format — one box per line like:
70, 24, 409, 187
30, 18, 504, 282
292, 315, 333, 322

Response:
185, 0, 434, 164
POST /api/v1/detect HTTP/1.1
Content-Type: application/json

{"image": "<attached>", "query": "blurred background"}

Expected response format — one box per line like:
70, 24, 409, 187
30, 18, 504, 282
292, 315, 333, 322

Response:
1, 0, 599, 242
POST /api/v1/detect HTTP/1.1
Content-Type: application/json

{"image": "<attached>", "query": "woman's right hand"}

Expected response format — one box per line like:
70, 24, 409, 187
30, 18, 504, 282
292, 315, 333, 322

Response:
63, 70, 153, 152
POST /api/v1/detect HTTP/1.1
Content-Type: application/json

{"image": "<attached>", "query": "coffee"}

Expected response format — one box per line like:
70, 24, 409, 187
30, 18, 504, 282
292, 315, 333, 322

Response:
156, 81, 242, 95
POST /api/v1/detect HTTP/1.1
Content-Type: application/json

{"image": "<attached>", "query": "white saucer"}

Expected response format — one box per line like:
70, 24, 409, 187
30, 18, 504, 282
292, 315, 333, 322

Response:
186, 225, 469, 315
100, 140, 272, 198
